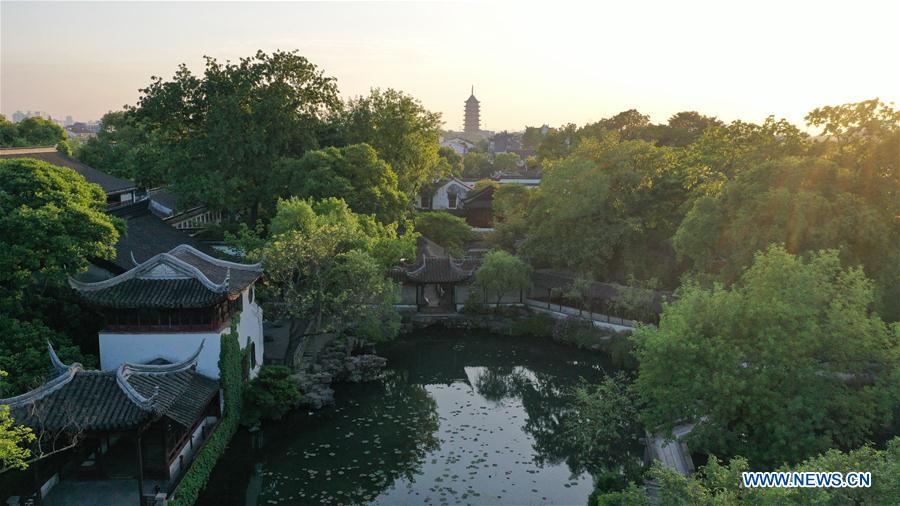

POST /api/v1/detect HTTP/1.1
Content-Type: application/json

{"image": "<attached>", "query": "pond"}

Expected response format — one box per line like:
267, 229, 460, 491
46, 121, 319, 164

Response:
199, 329, 632, 505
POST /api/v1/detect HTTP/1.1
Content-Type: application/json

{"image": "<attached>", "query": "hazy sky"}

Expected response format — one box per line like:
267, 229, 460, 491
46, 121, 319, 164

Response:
2, 1, 898, 131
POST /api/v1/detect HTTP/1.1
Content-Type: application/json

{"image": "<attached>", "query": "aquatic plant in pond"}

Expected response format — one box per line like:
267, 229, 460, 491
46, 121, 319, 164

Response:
199, 330, 643, 505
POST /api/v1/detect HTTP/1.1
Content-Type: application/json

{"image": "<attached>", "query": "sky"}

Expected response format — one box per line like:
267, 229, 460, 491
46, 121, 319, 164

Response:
1, 1, 898, 132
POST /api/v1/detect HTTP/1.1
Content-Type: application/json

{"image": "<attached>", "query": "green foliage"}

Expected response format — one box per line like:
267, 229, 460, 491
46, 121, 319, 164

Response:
523, 136, 687, 285
473, 250, 531, 308
632, 246, 900, 468
509, 313, 555, 337
436, 146, 463, 177
277, 143, 407, 223
55, 140, 73, 157
337, 88, 443, 195
0, 371, 36, 471
169, 324, 243, 506
242, 365, 300, 425
610, 276, 658, 323
471, 178, 499, 193
488, 183, 531, 251
132, 50, 341, 223
414, 211, 472, 256
256, 197, 403, 348
0, 116, 66, 147
462, 151, 492, 179
0, 316, 93, 396
493, 152, 520, 173
78, 111, 170, 188
0, 158, 121, 316
598, 438, 900, 505
563, 373, 645, 484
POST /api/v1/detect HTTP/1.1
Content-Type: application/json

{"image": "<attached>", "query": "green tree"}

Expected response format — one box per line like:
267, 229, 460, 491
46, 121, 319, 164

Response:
0, 115, 17, 146
277, 143, 407, 223
132, 50, 341, 224
0, 158, 121, 317
462, 151, 492, 179
523, 136, 688, 285
473, 250, 531, 308
413, 211, 472, 256
254, 198, 404, 362
565, 275, 594, 317
437, 146, 463, 177
78, 111, 170, 188
10, 116, 66, 147
653, 111, 722, 147
522, 126, 545, 151
242, 365, 301, 424
338, 88, 443, 196
0, 370, 36, 472
632, 246, 900, 468
597, 438, 900, 505
489, 183, 532, 251
493, 152, 521, 173
563, 373, 645, 485
0, 317, 91, 396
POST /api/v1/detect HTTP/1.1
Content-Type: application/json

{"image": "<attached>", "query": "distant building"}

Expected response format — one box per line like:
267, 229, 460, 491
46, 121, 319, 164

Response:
0, 146, 138, 207
464, 86, 481, 134
440, 136, 476, 155
417, 178, 474, 211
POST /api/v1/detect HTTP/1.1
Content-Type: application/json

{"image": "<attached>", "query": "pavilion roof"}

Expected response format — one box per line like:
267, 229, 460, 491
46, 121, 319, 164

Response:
71, 244, 262, 308
1, 343, 218, 432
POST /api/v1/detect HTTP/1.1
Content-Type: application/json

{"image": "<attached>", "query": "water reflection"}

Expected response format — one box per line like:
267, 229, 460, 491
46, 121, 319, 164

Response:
200, 330, 635, 505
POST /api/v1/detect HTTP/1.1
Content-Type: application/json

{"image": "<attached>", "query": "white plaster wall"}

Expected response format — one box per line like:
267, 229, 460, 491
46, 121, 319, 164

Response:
99, 330, 223, 378
432, 181, 470, 210
237, 287, 264, 379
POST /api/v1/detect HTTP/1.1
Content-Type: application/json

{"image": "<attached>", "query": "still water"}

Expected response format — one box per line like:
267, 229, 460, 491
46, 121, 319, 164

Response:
200, 329, 620, 505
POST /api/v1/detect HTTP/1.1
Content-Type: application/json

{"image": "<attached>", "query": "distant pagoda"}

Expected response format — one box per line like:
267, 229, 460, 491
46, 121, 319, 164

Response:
464, 86, 480, 134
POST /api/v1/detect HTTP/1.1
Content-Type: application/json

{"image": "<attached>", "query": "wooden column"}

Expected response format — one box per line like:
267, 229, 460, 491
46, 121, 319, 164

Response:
135, 432, 144, 505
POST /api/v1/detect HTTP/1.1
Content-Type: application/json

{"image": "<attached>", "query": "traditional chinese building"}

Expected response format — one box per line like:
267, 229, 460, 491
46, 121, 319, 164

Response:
69, 244, 264, 380
392, 237, 476, 313
1, 343, 220, 505
464, 86, 481, 134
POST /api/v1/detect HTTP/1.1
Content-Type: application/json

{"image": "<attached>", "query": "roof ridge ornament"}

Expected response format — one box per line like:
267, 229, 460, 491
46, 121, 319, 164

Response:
47, 341, 70, 372
130, 250, 139, 266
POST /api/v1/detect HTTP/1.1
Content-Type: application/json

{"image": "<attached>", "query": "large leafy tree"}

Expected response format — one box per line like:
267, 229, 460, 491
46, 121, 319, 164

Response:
78, 111, 169, 188
337, 88, 442, 196
632, 246, 899, 468
0, 158, 121, 316
523, 135, 688, 285
0, 158, 117, 393
132, 50, 341, 223
276, 143, 407, 223
413, 211, 472, 257
0, 116, 66, 147
0, 370, 36, 472
252, 198, 405, 362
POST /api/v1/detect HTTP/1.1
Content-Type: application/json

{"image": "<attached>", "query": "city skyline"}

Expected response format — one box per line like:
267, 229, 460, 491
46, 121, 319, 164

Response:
2, 1, 899, 132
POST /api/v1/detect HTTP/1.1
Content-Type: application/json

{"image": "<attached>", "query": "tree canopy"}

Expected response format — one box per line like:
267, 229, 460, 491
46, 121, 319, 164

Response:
413, 211, 472, 257
473, 250, 532, 308
336, 88, 443, 196
276, 143, 407, 223
0, 116, 66, 148
631, 246, 899, 468
130, 50, 341, 223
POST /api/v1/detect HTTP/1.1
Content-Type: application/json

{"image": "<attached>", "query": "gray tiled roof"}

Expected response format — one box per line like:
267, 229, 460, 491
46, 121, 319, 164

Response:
0, 147, 136, 194
2, 345, 219, 432
107, 200, 217, 273
76, 278, 225, 308
71, 244, 262, 309
406, 257, 473, 283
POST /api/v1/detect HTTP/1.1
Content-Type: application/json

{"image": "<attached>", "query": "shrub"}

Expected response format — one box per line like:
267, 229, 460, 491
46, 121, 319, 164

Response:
242, 365, 301, 425
510, 314, 555, 337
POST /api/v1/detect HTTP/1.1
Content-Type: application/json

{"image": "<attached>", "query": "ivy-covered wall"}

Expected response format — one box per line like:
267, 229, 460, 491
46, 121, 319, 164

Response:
168, 320, 243, 506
